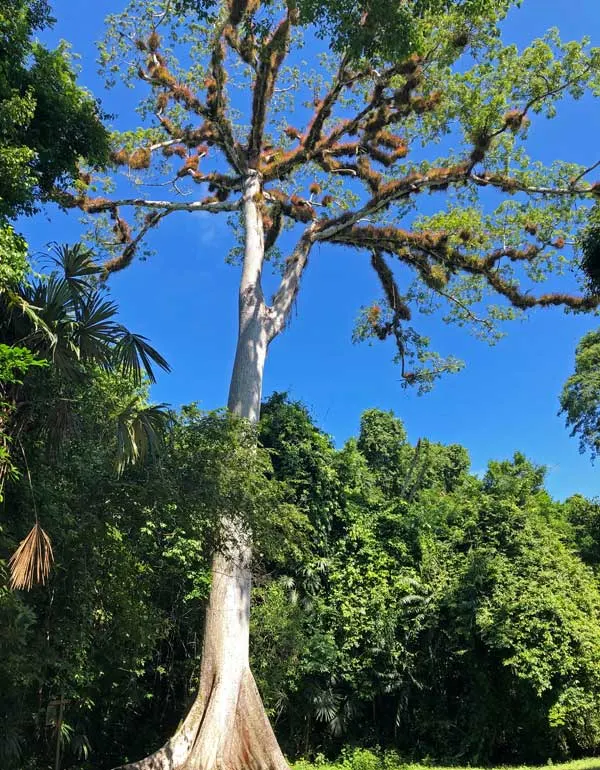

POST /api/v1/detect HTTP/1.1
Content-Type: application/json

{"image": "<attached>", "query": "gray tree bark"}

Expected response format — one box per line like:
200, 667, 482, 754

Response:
113, 171, 291, 770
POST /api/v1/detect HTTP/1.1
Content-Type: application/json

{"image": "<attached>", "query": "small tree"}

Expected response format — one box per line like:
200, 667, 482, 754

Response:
61, 1, 600, 767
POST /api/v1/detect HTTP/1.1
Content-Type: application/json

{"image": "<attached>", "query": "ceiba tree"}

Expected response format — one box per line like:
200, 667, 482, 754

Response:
60, 0, 600, 767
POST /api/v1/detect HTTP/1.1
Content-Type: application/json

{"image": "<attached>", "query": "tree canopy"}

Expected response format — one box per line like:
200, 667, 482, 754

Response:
60, 0, 600, 389
0, 0, 109, 220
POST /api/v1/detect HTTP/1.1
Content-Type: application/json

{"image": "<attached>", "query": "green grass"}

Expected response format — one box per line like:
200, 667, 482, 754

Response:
292, 749, 600, 770
390, 761, 600, 770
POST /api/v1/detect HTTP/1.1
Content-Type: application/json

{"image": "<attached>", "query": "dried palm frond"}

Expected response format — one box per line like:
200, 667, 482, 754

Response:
9, 520, 54, 591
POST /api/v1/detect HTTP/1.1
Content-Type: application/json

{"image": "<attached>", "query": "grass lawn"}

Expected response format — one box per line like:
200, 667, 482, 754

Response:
394, 761, 600, 770
293, 752, 600, 770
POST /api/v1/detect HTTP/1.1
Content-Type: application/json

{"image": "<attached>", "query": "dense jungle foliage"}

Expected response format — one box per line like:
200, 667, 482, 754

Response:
3, 350, 600, 769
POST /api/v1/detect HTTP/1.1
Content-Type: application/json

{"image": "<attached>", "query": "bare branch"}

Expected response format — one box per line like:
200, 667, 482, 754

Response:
267, 225, 316, 339
435, 287, 495, 330
569, 160, 600, 188
149, 137, 185, 152
85, 197, 241, 214
102, 209, 172, 274
471, 172, 596, 197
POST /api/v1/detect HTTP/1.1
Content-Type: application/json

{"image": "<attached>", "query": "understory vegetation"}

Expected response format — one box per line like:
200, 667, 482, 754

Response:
4, 355, 600, 769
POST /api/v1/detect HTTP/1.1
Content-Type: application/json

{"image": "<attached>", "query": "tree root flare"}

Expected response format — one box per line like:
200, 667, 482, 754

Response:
112, 669, 288, 770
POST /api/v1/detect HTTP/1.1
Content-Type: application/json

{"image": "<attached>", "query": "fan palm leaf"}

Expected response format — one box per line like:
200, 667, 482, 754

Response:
31, 276, 75, 321
113, 329, 171, 386
115, 400, 173, 475
48, 242, 100, 299
74, 293, 119, 369
19, 278, 78, 365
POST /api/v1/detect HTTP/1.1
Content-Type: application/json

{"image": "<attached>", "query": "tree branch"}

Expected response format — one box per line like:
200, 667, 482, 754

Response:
314, 164, 470, 242
267, 225, 316, 339
434, 286, 495, 330
207, 17, 245, 173
304, 53, 352, 150
102, 209, 172, 274
261, 56, 424, 183
248, 7, 296, 166
471, 172, 596, 197
569, 160, 600, 188
322, 221, 600, 313
84, 197, 241, 214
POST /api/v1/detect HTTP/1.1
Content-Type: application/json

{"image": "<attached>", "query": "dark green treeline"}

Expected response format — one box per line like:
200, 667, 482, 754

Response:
3, 372, 600, 769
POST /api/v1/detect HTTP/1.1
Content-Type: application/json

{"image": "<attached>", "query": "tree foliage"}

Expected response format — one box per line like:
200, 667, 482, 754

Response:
65, 0, 600, 388
4, 391, 600, 767
0, 244, 171, 589
561, 329, 600, 459
174, 0, 516, 60
0, 0, 109, 219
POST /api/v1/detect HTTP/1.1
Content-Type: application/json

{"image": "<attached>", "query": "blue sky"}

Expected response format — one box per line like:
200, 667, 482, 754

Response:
20, 0, 600, 499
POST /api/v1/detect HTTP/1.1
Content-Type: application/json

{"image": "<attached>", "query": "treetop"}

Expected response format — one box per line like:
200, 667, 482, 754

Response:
62, 0, 600, 387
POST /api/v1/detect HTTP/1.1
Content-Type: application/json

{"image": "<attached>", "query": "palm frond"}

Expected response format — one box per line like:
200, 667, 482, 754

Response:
48, 242, 100, 297
115, 400, 172, 475
0, 723, 24, 765
2, 289, 58, 350
113, 329, 171, 386
75, 292, 119, 367
9, 520, 54, 591
36, 276, 75, 321
43, 396, 79, 452
71, 730, 91, 760
312, 689, 343, 726
20, 278, 83, 374
21, 278, 77, 360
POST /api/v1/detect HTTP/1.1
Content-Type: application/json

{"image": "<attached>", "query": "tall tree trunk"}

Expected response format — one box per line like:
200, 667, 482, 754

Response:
115, 171, 289, 770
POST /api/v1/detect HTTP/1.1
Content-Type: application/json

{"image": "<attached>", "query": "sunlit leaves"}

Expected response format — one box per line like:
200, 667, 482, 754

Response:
561, 329, 600, 459
0, 1, 109, 218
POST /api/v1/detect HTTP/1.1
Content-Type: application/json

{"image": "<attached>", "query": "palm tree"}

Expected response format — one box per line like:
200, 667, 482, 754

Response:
1, 243, 172, 589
